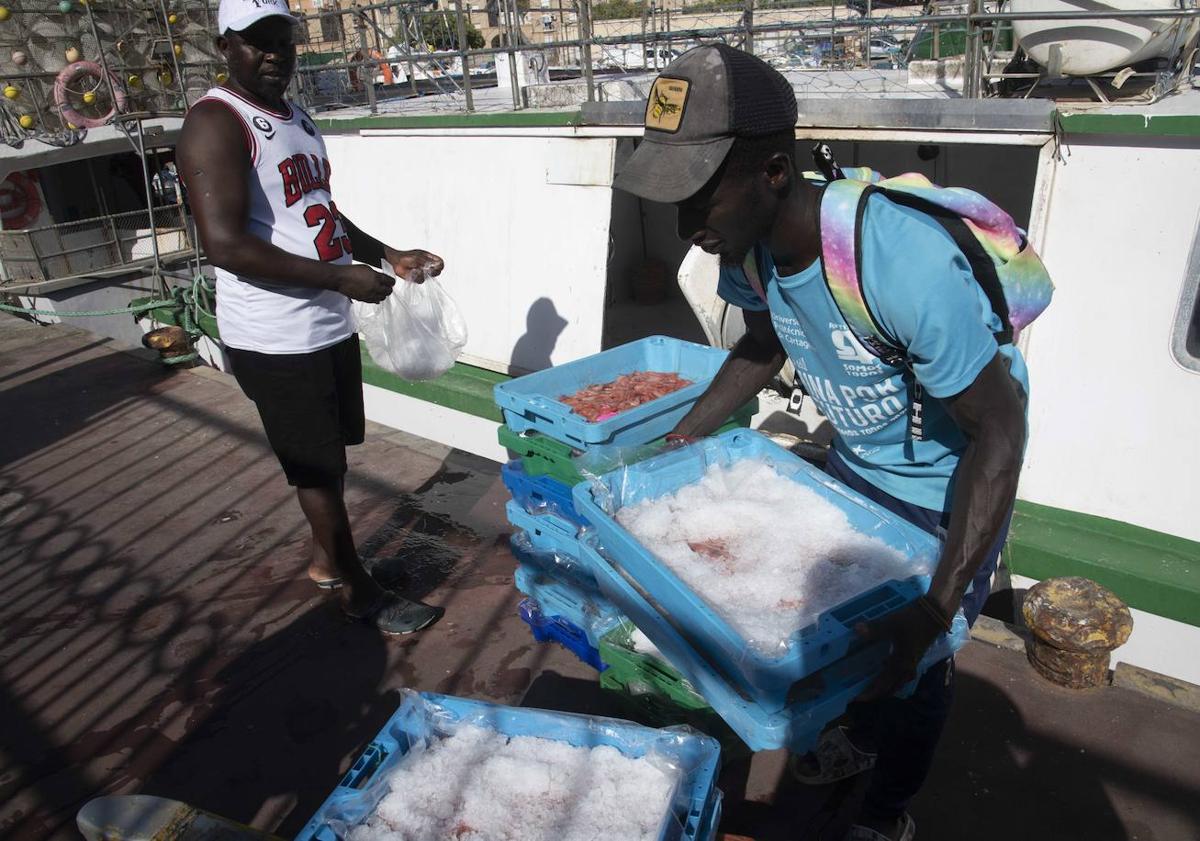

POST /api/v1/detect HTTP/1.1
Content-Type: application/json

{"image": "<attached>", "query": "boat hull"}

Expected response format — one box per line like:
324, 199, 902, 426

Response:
1012, 0, 1193, 75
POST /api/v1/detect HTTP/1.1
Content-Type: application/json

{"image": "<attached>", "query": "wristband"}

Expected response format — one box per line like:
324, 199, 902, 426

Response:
665, 433, 698, 447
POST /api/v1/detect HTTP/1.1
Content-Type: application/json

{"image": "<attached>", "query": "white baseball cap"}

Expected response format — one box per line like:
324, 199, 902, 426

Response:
218, 0, 297, 34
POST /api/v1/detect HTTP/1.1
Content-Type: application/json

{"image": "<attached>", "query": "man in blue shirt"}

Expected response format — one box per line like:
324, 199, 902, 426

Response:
614, 45, 1028, 841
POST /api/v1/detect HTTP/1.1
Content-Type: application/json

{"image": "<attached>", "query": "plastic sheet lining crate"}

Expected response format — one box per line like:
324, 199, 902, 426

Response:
519, 597, 607, 671
501, 460, 588, 529
497, 402, 759, 489
577, 539, 969, 754
513, 561, 624, 648
297, 691, 724, 841
493, 336, 735, 448
573, 428, 937, 713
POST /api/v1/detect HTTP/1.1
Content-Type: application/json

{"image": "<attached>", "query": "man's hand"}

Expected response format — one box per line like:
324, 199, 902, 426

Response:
386, 248, 445, 284
854, 599, 946, 702
337, 264, 395, 303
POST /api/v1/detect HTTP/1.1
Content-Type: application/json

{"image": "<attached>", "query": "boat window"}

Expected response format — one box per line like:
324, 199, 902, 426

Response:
1170, 214, 1200, 374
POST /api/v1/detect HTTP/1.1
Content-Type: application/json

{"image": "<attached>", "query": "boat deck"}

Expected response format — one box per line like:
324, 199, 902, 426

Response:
2, 313, 1198, 841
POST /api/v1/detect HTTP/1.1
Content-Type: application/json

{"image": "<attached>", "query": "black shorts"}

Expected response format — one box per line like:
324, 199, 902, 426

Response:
227, 335, 365, 488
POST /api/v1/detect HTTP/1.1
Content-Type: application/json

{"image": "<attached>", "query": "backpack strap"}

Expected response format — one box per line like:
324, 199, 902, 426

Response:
818, 179, 928, 442
741, 245, 768, 305
817, 179, 908, 368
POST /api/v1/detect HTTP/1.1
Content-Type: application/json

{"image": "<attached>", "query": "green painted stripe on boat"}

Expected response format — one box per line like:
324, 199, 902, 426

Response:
1005, 500, 1200, 627
1057, 112, 1200, 139
359, 347, 508, 422
316, 111, 584, 133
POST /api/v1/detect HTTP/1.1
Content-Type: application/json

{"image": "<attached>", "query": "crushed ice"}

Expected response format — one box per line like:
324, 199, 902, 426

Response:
347, 724, 680, 841
615, 459, 922, 653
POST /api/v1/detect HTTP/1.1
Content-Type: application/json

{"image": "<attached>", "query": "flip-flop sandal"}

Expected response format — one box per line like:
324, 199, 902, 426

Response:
846, 813, 915, 841
346, 592, 444, 636
312, 562, 407, 592
790, 726, 878, 786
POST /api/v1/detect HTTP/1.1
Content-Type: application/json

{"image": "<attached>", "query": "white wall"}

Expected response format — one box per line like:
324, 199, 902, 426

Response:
324, 133, 617, 375
1019, 138, 1200, 542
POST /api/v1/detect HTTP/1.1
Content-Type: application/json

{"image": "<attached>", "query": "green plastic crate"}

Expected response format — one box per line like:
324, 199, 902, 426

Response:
497, 401, 758, 488
599, 619, 711, 712
599, 663, 750, 760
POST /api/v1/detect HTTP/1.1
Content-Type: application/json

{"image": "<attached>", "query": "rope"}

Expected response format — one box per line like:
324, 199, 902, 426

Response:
0, 298, 172, 317
0, 275, 213, 322
1, 274, 218, 365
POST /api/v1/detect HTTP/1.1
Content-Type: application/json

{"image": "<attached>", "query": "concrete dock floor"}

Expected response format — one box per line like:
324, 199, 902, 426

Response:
2, 313, 1198, 841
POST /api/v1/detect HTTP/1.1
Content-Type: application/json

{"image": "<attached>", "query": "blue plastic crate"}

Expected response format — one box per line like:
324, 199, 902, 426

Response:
296, 691, 723, 841
573, 428, 939, 714
518, 597, 607, 671
510, 529, 598, 591
506, 498, 582, 557
501, 459, 589, 529
579, 539, 968, 754
513, 561, 624, 648
493, 336, 734, 448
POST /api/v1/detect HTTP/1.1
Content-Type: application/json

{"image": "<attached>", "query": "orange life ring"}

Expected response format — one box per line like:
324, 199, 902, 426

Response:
0, 171, 42, 230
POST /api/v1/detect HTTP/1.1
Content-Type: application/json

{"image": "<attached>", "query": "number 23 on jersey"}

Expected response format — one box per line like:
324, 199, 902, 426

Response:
305, 201, 353, 262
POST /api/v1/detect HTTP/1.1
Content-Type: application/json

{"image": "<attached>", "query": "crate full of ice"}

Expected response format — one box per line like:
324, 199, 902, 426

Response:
572, 429, 939, 713
579, 538, 968, 754
492, 336, 736, 448
297, 691, 723, 841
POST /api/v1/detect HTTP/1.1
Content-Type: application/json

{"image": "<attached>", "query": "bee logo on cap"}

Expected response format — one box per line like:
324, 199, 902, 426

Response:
646, 77, 689, 134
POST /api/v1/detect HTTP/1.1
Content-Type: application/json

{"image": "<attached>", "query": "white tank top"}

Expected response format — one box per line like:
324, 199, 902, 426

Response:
197, 86, 354, 354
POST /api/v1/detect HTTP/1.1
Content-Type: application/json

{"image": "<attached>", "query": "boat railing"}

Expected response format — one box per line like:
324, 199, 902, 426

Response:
285, 0, 1200, 112
0, 204, 195, 294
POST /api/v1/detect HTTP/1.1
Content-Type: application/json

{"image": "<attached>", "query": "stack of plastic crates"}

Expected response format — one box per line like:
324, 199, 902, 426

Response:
572, 428, 973, 755
298, 690, 725, 841
495, 336, 756, 673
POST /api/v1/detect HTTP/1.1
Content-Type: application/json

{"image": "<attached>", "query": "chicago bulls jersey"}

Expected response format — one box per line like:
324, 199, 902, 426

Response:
197, 86, 354, 353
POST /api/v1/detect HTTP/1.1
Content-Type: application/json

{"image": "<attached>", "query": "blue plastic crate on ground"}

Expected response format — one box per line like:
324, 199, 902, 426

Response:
578, 539, 968, 755
493, 336, 734, 448
296, 690, 723, 841
513, 560, 624, 648
501, 459, 589, 529
518, 597, 607, 671
573, 428, 938, 714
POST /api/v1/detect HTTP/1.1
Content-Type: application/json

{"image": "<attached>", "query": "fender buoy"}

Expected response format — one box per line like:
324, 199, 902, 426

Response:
54, 60, 126, 128
0, 171, 43, 230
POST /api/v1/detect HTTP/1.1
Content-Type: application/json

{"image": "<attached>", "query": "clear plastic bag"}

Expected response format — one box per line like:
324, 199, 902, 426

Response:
353, 263, 468, 381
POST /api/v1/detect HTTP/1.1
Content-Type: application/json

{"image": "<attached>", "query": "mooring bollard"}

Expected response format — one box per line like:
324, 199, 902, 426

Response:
1022, 576, 1133, 689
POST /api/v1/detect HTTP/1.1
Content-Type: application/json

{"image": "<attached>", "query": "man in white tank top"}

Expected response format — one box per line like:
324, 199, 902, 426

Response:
178, 0, 444, 635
